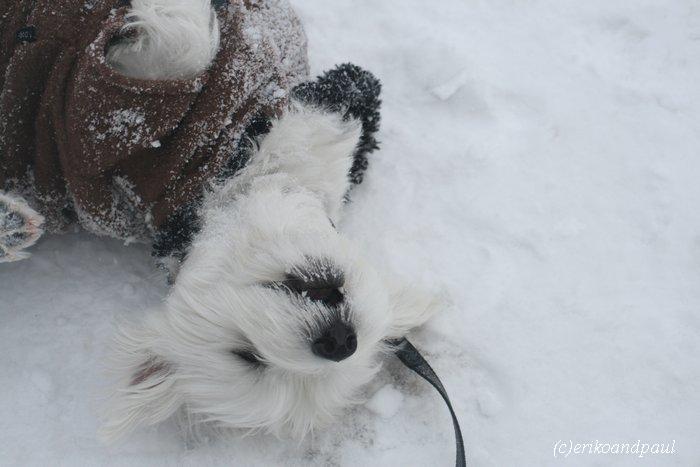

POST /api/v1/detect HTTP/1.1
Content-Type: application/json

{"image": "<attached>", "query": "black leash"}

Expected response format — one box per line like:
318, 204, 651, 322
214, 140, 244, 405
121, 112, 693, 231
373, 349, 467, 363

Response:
392, 338, 466, 467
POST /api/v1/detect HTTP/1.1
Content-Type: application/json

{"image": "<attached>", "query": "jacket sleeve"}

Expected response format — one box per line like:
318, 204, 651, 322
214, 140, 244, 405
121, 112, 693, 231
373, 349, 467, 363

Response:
61, 9, 203, 236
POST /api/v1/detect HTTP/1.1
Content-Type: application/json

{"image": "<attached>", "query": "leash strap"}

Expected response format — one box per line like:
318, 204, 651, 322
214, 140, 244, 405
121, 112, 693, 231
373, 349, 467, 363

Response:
393, 338, 466, 467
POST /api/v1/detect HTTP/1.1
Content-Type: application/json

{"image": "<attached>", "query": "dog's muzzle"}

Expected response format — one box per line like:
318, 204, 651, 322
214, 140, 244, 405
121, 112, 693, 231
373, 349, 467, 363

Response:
312, 320, 357, 361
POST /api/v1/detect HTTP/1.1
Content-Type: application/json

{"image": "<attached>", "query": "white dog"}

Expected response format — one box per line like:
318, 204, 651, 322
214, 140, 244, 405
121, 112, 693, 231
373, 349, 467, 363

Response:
99, 102, 441, 440
0, 0, 440, 441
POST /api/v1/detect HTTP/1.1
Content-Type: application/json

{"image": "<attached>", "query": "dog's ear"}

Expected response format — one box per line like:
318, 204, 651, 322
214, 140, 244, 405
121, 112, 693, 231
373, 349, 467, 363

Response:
99, 311, 181, 443
386, 278, 446, 338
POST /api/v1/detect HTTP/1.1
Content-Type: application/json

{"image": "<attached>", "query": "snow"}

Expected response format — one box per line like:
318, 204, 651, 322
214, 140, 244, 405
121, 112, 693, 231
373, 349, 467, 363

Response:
2, 0, 700, 465
365, 385, 404, 419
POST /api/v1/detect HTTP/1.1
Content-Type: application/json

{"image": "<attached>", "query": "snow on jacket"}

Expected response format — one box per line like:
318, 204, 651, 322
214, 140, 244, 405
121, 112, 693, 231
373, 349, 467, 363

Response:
0, 0, 308, 240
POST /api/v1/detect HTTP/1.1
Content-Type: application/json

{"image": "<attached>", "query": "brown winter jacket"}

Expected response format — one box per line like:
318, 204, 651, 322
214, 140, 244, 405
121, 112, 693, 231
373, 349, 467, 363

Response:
0, 0, 308, 239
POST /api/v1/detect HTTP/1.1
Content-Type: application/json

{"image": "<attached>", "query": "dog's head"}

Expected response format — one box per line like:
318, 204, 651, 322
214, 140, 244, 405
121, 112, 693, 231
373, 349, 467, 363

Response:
100, 182, 439, 441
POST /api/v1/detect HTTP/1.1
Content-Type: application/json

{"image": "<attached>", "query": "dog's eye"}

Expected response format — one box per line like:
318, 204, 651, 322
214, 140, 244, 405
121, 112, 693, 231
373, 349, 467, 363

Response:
278, 276, 345, 307
231, 349, 265, 367
304, 287, 344, 306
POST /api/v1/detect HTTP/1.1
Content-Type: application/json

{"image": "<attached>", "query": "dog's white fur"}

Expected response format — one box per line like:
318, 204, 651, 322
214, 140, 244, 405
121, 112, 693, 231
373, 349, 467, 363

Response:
106, 0, 220, 80
99, 104, 440, 441
0, 193, 44, 262
1, 0, 441, 441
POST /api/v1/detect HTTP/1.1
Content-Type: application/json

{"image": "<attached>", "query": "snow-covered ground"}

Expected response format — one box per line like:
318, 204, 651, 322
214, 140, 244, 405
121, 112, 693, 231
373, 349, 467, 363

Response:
2, 0, 700, 465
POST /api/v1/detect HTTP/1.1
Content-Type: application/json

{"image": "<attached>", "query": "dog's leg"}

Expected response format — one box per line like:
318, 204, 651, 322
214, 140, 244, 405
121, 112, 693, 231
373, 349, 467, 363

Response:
240, 103, 361, 224
106, 0, 220, 80
232, 65, 381, 224
0, 192, 44, 263
292, 64, 382, 185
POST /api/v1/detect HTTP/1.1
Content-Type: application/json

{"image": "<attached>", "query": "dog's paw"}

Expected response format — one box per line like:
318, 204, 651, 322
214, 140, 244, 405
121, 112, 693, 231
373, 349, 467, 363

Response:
292, 64, 382, 185
0, 193, 44, 263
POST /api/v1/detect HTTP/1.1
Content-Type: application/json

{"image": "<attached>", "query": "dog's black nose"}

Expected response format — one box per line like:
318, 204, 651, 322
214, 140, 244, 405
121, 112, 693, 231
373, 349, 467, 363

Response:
312, 321, 357, 362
